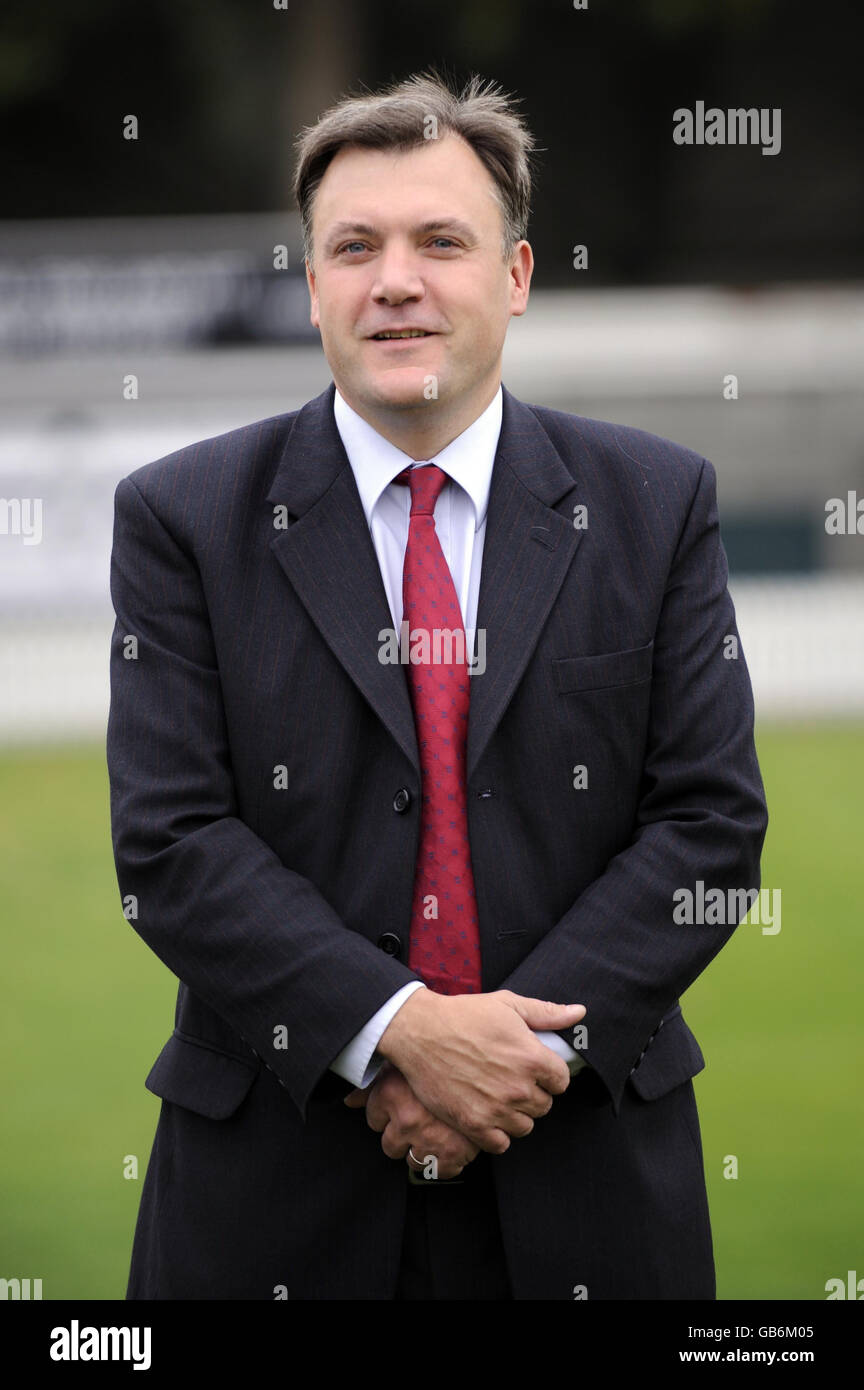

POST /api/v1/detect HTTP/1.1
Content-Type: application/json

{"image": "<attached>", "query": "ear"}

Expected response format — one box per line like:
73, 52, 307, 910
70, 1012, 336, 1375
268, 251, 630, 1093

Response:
508, 240, 534, 318
305, 257, 320, 329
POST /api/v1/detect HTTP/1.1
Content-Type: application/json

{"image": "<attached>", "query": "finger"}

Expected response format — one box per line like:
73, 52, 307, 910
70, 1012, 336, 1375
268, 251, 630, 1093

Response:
435, 1161, 466, 1181
364, 1095, 390, 1133
470, 1127, 511, 1156
532, 1089, 555, 1118
447, 1139, 479, 1165
428, 1137, 478, 1171
381, 1126, 411, 1161
500, 992, 587, 1032
410, 1148, 465, 1180
451, 1148, 478, 1171
532, 1052, 572, 1097
512, 1085, 555, 1120
500, 1112, 534, 1140
343, 1087, 369, 1108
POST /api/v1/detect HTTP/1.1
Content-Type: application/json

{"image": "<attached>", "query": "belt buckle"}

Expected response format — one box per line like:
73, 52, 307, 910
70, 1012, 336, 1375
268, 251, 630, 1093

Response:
407, 1166, 465, 1186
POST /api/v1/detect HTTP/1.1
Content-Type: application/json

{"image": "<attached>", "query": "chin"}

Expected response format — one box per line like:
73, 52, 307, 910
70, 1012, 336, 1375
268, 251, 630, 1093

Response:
365, 371, 441, 411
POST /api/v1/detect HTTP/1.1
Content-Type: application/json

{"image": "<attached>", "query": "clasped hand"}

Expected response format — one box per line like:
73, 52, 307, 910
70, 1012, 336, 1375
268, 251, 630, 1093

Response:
345, 1061, 478, 1179
343, 989, 586, 1180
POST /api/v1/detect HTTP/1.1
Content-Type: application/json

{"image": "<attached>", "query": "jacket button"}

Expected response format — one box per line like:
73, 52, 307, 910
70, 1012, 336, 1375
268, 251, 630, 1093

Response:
377, 932, 402, 956
393, 788, 411, 813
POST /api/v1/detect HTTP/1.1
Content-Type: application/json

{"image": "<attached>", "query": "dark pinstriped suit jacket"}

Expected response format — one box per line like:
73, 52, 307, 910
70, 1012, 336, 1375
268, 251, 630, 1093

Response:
108, 380, 767, 1300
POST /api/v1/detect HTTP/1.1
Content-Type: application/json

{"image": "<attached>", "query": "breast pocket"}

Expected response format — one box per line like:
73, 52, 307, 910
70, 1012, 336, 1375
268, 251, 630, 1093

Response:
553, 640, 654, 695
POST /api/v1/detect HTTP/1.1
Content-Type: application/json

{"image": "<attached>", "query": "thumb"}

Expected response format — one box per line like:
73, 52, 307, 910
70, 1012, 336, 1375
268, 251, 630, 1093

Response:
343, 1087, 369, 1108
505, 995, 587, 1029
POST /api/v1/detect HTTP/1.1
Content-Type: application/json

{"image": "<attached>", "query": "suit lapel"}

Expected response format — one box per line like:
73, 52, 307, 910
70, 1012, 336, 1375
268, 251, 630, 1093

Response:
265, 381, 585, 783
467, 386, 584, 779
266, 383, 420, 774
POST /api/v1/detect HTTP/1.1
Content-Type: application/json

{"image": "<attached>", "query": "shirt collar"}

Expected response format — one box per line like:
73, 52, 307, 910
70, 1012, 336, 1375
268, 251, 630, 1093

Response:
333, 384, 502, 530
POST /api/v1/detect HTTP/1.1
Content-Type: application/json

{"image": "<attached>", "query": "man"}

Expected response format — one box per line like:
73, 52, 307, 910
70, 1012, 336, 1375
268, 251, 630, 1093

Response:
108, 71, 768, 1301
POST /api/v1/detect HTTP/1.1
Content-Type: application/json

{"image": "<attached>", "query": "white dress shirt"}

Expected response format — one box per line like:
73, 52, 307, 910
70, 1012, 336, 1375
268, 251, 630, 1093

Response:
327, 383, 584, 1088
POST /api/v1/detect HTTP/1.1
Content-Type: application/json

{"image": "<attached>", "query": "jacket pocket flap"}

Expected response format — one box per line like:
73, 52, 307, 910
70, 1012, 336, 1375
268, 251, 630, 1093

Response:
627, 1010, 705, 1100
553, 641, 654, 695
145, 1032, 260, 1119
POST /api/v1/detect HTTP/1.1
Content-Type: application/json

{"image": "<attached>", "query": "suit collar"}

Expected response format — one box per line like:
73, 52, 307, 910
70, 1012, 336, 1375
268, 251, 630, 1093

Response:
265, 380, 577, 516
265, 380, 347, 517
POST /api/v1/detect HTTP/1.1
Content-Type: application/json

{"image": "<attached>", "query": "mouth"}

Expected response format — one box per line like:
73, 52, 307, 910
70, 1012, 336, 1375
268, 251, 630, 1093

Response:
368, 329, 436, 341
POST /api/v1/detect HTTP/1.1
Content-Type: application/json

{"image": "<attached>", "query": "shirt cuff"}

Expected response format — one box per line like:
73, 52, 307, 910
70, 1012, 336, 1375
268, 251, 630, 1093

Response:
329, 981, 427, 1089
536, 1029, 587, 1076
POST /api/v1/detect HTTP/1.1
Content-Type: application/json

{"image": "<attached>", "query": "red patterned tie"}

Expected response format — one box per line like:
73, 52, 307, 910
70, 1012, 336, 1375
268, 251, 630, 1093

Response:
396, 464, 481, 994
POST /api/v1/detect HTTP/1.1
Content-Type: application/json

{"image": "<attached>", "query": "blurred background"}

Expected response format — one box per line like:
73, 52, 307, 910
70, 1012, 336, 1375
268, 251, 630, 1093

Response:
1, 0, 862, 1300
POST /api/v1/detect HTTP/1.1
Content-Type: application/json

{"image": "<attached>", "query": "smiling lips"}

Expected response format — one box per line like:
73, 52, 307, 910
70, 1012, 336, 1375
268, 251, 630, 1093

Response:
369, 328, 436, 341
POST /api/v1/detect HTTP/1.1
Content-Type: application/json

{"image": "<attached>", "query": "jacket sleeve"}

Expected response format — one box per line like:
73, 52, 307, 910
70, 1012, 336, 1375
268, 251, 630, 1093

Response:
498, 457, 768, 1112
106, 475, 419, 1121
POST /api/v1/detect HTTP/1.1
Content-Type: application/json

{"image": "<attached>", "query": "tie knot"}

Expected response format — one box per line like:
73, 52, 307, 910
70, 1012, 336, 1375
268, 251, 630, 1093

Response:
395, 463, 448, 516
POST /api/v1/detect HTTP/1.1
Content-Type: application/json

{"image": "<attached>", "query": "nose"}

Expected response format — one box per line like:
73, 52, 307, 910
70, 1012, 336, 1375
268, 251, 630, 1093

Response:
370, 241, 426, 305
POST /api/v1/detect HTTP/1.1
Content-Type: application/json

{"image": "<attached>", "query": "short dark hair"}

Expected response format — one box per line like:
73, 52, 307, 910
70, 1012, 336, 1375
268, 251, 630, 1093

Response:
292, 69, 537, 263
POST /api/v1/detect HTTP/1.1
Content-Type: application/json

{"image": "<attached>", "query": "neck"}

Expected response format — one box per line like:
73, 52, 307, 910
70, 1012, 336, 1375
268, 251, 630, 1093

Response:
337, 377, 500, 459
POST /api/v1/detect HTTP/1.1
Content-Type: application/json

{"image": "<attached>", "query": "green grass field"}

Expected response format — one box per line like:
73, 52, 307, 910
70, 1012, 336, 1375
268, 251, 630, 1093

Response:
1, 726, 861, 1300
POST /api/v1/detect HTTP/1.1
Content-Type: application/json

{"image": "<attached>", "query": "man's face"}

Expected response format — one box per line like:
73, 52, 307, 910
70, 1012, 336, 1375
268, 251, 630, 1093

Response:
305, 133, 532, 420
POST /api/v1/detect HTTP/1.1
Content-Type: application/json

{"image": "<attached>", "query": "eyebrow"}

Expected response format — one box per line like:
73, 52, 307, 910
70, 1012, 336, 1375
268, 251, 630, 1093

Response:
323, 218, 478, 252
